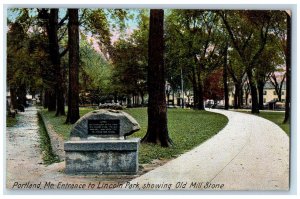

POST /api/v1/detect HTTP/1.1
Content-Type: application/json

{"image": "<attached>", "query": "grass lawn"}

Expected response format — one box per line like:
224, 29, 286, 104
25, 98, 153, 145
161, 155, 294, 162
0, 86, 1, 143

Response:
6, 116, 18, 127
38, 114, 60, 165
40, 107, 94, 140
40, 107, 228, 164
236, 110, 289, 136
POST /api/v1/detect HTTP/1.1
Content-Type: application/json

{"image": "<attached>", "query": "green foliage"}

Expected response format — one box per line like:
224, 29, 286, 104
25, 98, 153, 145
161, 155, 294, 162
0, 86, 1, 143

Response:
38, 114, 60, 165
165, 10, 225, 99
221, 10, 286, 72
40, 107, 228, 164
7, 14, 45, 96
79, 37, 111, 92
6, 116, 18, 127
80, 8, 130, 58
110, 11, 149, 98
255, 40, 285, 84
81, 9, 111, 44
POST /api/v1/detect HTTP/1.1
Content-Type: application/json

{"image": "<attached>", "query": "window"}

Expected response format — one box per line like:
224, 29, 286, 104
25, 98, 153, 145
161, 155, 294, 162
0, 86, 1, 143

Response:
263, 91, 267, 95
263, 98, 266, 103
282, 99, 285, 102
282, 91, 285, 95
273, 91, 277, 95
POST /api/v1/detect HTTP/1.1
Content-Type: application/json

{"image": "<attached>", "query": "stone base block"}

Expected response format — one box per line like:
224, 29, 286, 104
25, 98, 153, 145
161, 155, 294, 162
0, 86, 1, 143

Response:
64, 138, 140, 175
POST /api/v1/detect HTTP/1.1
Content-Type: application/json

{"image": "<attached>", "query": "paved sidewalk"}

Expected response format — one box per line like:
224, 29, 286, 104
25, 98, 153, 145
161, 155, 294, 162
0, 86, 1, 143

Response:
128, 109, 289, 191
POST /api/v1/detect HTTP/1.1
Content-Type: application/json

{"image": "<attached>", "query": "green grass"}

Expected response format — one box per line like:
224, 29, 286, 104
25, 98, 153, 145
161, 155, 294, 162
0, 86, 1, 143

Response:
38, 114, 60, 165
257, 112, 289, 136
40, 107, 228, 164
237, 110, 289, 136
6, 116, 18, 127
125, 108, 228, 163
40, 107, 95, 140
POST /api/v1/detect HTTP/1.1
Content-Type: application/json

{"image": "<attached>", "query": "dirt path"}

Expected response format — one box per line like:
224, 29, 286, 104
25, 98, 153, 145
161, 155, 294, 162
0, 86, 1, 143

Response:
6, 106, 134, 191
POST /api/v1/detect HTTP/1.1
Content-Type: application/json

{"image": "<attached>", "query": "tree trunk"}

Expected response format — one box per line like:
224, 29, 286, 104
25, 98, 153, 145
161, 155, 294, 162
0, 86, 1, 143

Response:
48, 90, 56, 111
197, 80, 205, 110
240, 88, 244, 107
17, 84, 27, 108
247, 69, 259, 113
137, 95, 140, 105
10, 87, 17, 109
192, 83, 198, 109
65, 9, 80, 124
284, 12, 291, 124
43, 89, 49, 108
142, 9, 172, 147
257, 80, 265, 110
127, 95, 132, 107
140, 91, 145, 105
193, 64, 204, 110
223, 43, 229, 110
278, 91, 282, 102
191, 69, 199, 109
172, 91, 175, 106
132, 94, 135, 105
48, 9, 65, 116
234, 83, 240, 109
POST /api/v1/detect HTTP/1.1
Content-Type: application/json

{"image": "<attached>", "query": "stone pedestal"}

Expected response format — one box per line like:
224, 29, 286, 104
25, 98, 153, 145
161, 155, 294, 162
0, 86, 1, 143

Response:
64, 109, 141, 175
64, 138, 140, 175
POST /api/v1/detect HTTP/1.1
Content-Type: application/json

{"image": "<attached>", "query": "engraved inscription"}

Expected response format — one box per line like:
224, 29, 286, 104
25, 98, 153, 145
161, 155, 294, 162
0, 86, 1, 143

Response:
88, 119, 120, 135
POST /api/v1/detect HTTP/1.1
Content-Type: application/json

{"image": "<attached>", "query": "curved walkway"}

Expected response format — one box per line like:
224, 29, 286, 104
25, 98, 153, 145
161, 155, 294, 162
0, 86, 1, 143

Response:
128, 109, 289, 191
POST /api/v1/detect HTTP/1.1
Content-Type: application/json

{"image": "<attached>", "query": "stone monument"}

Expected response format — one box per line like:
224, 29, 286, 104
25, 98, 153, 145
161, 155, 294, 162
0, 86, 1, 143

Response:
64, 109, 140, 175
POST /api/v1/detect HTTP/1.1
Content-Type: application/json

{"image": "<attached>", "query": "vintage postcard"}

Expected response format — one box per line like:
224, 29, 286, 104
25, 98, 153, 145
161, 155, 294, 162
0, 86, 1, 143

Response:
5, 5, 292, 193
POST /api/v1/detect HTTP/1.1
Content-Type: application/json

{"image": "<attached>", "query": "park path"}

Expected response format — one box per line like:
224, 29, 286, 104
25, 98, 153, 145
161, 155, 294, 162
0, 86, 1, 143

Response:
6, 106, 133, 190
128, 109, 289, 191
6, 107, 289, 191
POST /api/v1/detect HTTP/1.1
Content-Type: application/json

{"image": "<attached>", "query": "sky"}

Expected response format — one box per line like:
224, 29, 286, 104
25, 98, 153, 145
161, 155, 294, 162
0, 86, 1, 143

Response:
6, 8, 142, 55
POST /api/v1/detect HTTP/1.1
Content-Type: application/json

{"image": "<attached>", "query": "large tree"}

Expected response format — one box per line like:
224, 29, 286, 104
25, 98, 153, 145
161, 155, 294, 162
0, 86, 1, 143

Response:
79, 36, 112, 105
220, 11, 275, 113
37, 8, 68, 114
111, 39, 147, 105
7, 10, 44, 111
142, 9, 173, 147
48, 9, 68, 116
255, 41, 284, 109
65, 9, 80, 124
165, 10, 224, 110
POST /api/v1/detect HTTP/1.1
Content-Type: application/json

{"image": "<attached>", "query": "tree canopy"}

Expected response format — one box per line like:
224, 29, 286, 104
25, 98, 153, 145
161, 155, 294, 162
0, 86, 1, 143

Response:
7, 8, 289, 125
